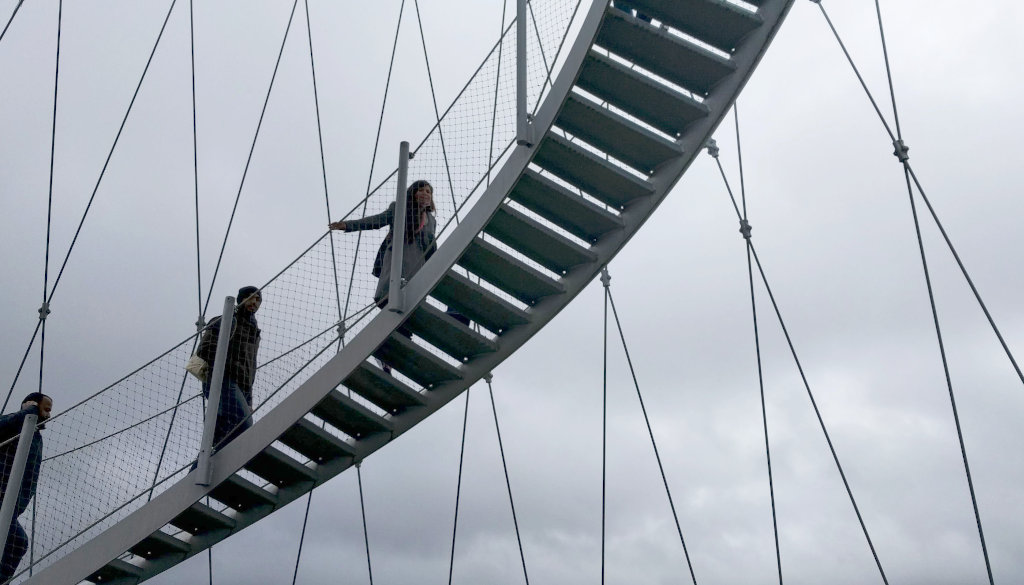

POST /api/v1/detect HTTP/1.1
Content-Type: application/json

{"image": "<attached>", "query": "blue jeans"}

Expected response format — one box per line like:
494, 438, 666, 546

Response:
201, 377, 253, 450
0, 519, 27, 583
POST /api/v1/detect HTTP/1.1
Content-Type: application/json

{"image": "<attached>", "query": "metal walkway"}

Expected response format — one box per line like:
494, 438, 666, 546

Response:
28, 1, 794, 583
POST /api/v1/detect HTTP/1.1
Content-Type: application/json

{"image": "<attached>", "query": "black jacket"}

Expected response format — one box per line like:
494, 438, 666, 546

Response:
196, 308, 261, 402
0, 406, 43, 518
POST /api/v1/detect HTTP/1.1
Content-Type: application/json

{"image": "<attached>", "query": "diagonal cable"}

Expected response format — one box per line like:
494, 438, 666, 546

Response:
816, 4, 999, 581
447, 389, 472, 585
341, 0, 407, 323
0, 0, 24, 46
4, 0, 178, 411
412, 0, 459, 223
708, 141, 889, 584
201, 0, 300, 316
485, 375, 530, 585
605, 279, 698, 585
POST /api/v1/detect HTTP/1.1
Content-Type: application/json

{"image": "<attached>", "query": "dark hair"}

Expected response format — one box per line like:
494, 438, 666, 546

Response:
21, 392, 50, 407
403, 180, 434, 243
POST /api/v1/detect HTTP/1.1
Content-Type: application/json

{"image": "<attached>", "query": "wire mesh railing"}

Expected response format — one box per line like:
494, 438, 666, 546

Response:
5, 0, 585, 580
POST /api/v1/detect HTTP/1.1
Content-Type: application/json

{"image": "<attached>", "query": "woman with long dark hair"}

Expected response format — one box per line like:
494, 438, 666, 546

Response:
329, 179, 437, 307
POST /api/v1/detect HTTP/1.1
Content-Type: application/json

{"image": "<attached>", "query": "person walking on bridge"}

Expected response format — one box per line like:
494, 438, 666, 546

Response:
0, 393, 52, 583
196, 287, 262, 449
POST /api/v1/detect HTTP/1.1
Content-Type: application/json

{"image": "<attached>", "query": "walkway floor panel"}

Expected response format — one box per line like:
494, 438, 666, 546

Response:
431, 272, 531, 335
458, 237, 566, 305
278, 418, 357, 465
405, 303, 498, 361
626, 0, 763, 53
557, 92, 683, 174
312, 390, 393, 439
344, 361, 427, 413
509, 170, 624, 243
484, 204, 596, 275
576, 50, 708, 138
534, 133, 654, 209
374, 334, 463, 388
597, 10, 735, 96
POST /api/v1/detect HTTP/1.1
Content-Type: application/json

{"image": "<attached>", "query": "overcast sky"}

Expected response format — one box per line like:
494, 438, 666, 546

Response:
1, 1, 1023, 584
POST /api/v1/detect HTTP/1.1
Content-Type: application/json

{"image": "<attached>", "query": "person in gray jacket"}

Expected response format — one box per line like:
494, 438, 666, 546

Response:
330, 179, 437, 307
196, 287, 262, 449
0, 393, 52, 583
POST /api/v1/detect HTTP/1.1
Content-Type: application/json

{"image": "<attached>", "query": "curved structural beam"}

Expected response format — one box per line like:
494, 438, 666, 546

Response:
28, 1, 795, 583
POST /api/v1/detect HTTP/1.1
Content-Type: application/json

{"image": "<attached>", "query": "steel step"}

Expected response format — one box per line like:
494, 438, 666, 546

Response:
576, 50, 708, 138
209, 473, 278, 513
621, 0, 763, 53
127, 530, 190, 562
278, 418, 357, 465
597, 9, 735, 96
169, 501, 235, 536
244, 445, 317, 488
343, 361, 426, 414
404, 302, 497, 361
556, 91, 683, 174
458, 237, 565, 306
484, 204, 596, 275
534, 133, 654, 209
374, 334, 463, 388
431, 271, 531, 336
508, 170, 623, 244
312, 389, 393, 439
87, 558, 142, 584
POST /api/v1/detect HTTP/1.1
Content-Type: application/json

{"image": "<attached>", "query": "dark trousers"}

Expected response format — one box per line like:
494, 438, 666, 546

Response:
202, 377, 253, 450
0, 519, 27, 583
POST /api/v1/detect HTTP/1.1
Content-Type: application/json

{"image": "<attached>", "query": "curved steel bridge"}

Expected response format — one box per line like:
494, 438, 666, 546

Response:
16, 1, 797, 582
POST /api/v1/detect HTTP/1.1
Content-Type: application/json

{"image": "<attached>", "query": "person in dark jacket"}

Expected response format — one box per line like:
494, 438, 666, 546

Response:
0, 393, 52, 582
196, 287, 262, 449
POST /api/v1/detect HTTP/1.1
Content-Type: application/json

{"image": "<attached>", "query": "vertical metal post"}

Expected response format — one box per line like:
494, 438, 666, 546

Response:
389, 141, 410, 314
0, 412, 38, 556
516, 0, 532, 146
196, 295, 235, 486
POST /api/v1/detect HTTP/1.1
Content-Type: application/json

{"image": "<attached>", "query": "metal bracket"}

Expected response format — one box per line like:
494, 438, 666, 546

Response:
195, 316, 206, 332
600, 266, 611, 288
483, 372, 494, 384
892, 139, 910, 162
705, 138, 720, 159
37, 302, 51, 320
739, 219, 753, 240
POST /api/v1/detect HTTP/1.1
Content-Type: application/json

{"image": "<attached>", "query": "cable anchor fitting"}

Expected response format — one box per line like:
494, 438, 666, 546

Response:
195, 316, 206, 332
337, 320, 347, 339
483, 372, 493, 384
739, 219, 753, 240
892, 139, 910, 162
600, 266, 611, 288
705, 138, 720, 159
37, 302, 51, 321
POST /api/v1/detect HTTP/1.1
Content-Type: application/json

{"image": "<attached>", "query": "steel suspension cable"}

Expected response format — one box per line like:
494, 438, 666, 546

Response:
815, 4, 999, 581
604, 276, 698, 585
201, 0, 299, 317
708, 142, 889, 584
412, 0, 459, 223
340, 0, 406, 324
733, 106, 783, 585
484, 374, 530, 585
600, 268, 610, 585
446, 389, 472, 585
4, 0, 179, 411
357, 462, 374, 585
813, 1, 1023, 391
486, 0, 510, 188
150, 0, 205, 505
290, 0, 346, 577
37, 0, 63, 403
0, 0, 24, 46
